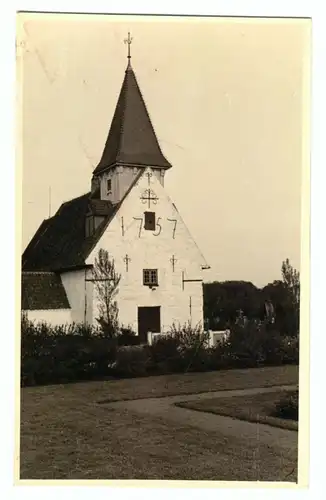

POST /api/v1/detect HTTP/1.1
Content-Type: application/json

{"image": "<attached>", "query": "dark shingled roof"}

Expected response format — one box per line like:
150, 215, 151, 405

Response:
93, 63, 171, 175
22, 193, 117, 272
22, 171, 143, 272
21, 272, 70, 310
88, 198, 113, 216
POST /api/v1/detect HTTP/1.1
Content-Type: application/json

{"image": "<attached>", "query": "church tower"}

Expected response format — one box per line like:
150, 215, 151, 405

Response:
22, 32, 209, 334
91, 33, 171, 205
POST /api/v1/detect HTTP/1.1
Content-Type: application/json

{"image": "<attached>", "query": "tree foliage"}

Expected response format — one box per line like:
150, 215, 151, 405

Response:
92, 248, 121, 337
203, 258, 300, 336
282, 258, 300, 307
203, 280, 264, 330
281, 258, 300, 335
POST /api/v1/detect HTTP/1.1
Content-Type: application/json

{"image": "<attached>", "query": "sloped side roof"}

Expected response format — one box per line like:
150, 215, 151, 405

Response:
93, 64, 171, 175
22, 171, 143, 272
21, 272, 70, 310
88, 198, 114, 216
22, 193, 117, 272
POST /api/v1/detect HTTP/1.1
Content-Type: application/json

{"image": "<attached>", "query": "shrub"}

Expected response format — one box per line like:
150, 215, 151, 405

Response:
149, 335, 181, 372
226, 319, 286, 368
167, 321, 209, 349
149, 322, 210, 373
21, 313, 299, 387
117, 327, 141, 346
280, 335, 299, 364
182, 345, 214, 373
111, 345, 151, 377
21, 317, 116, 386
273, 391, 298, 421
208, 341, 234, 370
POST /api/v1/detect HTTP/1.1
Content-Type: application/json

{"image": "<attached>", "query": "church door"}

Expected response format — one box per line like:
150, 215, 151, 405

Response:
138, 306, 161, 343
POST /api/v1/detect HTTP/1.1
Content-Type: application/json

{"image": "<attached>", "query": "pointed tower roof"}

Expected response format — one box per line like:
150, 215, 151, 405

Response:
93, 62, 172, 175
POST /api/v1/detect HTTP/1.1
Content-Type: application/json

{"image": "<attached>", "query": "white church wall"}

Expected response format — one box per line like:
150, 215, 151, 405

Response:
25, 309, 71, 326
60, 269, 94, 325
89, 231, 204, 333
151, 168, 165, 187
87, 167, 208, 334
100, 166, 140, 204
99, 166, 165, 206
182, 281, 204, 328
100, 170, 110, 201
117, 166, 139, 202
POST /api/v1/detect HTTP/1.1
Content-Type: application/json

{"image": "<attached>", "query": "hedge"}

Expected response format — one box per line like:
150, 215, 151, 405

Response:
21, 318, 299, 387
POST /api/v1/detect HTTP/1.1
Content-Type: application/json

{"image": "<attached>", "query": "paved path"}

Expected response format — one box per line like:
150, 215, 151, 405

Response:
105, 384, 298, 452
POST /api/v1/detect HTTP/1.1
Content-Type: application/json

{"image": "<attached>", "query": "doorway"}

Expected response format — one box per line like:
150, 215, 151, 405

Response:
137, 306, 161, 343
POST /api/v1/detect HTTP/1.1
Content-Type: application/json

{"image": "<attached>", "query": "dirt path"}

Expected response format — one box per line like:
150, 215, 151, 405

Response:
105, 384, 298, 452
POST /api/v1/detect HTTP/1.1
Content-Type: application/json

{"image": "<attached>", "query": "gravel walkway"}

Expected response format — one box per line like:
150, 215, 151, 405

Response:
105, 384, 298, 452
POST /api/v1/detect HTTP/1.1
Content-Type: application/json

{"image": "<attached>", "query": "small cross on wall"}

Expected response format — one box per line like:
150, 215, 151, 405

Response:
170, 255, 177, 272
124, 254, 131, 272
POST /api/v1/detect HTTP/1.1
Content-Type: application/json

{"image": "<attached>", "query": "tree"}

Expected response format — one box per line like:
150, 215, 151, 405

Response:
261, 280, 287, 329
281, 258, 300, 308
92, 248, 121, 337
203, 281, 262, 329
281, 258, 300, 336
262, 259, 300, 336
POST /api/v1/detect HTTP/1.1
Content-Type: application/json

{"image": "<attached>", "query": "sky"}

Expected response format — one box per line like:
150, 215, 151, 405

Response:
18, 13, 309, 288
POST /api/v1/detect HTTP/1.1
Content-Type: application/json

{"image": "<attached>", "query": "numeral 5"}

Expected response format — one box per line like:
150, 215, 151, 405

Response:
153, 217, 162, 236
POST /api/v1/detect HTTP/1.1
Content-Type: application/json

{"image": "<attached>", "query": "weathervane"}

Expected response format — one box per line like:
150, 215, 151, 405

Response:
124, 32, 133, 63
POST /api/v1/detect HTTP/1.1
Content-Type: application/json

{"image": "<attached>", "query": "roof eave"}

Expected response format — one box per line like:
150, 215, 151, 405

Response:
53, 264, 93, 274
93, 160, 172, 177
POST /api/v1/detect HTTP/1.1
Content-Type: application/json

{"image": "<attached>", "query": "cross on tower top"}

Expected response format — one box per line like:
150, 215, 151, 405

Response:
124, 32, 133, 64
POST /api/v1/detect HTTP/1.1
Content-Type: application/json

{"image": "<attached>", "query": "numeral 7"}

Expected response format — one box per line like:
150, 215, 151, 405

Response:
167, 218, 177, 239
133, 217, 143, 238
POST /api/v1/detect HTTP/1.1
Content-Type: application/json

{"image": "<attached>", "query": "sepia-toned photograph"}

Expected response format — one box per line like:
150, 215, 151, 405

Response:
17, 12, 310, 484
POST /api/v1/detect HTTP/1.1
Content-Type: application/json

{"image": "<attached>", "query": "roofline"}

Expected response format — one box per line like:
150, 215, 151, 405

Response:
93, 161, 172, 177
22, 306, 72, 311
170, 202, 210, 270
85, 170, 145, 260
53, 264, 93, 273
22, 271, 58, 275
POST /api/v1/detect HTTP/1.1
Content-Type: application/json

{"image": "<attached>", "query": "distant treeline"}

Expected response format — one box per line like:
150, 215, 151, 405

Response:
203, 277, 299, 337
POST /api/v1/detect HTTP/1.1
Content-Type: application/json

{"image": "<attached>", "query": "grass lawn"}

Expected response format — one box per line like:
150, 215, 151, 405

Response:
175, 390, 298, 431
20, 365, 298, 481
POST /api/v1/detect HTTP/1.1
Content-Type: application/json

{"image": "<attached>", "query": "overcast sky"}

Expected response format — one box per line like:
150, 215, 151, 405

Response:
18, 13, 309, 287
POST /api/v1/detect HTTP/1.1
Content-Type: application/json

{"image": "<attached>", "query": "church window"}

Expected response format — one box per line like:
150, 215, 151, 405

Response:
144, 211, 156, 230
85, 216, 95, 237
143, 269, 158, 286
107, 179, 112, 193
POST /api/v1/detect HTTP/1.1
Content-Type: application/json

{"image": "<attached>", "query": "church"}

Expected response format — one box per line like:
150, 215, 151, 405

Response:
21, 36, 210, 341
